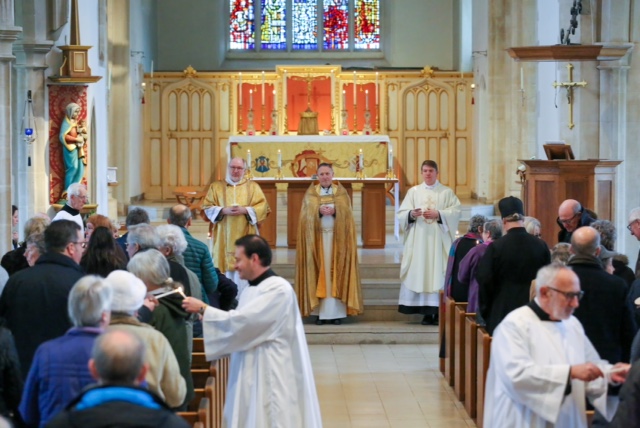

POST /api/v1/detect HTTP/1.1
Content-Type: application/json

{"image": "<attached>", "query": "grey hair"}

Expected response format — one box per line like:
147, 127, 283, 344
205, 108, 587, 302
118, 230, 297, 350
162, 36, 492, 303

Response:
483, 220, 503, 240
26, 233, 46, 255
126, 224, 160, 251
156, 224, 188, 256
524, 217, 541, 235
591, 220, 616, 251
127, 248, 173, 288
628, 207, 640, 224
24, 216, 50, 238
503, 213, 525, 223
468, 215, 487, 233
68, 275, 112, 327
535, 263, 571, 295
125, 208, 150, 227
168, 205, 192, 228
92, 329, 145, 385
67, 183, 86, 198
550, 243, 571, 265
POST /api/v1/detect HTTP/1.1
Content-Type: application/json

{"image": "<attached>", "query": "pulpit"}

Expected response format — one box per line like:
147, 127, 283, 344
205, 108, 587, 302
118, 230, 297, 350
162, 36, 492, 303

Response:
519, 159, 621, 245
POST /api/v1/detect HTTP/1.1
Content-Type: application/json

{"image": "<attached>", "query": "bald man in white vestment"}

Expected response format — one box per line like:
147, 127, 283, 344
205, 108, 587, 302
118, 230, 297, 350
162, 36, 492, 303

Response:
484, 264, 630, 428
182, 235, 321, 428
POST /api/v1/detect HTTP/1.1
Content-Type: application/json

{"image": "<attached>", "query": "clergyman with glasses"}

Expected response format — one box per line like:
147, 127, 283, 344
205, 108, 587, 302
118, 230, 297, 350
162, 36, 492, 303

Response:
557, 198, 596, 243
0, 220, 86, 379
52, 182, 88, 235
202, 157, 270, 296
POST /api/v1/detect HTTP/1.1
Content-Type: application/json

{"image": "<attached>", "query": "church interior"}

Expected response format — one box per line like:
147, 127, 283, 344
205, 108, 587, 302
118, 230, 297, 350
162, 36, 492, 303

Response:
2, 0, 640, 426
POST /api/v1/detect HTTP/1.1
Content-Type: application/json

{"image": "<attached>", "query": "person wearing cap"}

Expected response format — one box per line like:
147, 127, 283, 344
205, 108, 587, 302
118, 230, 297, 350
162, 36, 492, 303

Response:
557, 199, 596, 243
627, 207, 640, 278
568, 226, 635, 365
477, 196, 550, 335
104, 270, 186, 409
397, 160, 461, 325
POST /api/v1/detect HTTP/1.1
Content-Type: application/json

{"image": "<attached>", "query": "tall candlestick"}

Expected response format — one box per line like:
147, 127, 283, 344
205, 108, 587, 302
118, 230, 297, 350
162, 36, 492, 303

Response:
520, 67, 524, 90
150, 60, 154, 79
283, 71, 287, 104
261, 71, 266, 105
330, 70, 335, 105
359, 149, 364, 169
342, 89, 346, 107
277, 149, 282, 168
239, 72, 242, 106
272, 90, 276, 109
388, 148, 393, 169
375, 72, 379, 105
353, 71, 357, 100
249, 89, 253, 109
365, 89, 369, 110
247, 150, 251, 169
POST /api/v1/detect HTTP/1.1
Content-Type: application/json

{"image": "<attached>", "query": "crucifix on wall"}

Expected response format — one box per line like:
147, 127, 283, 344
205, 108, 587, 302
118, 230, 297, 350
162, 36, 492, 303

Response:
553, 63, 587, 130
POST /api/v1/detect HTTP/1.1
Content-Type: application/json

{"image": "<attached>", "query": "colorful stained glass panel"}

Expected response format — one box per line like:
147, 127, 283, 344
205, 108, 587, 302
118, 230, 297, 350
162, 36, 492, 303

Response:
355, 0, 380, 49
323, 0, 349, 50
230, 0, 255, 50
261, 0, 286, 50
292, 0, 318, 50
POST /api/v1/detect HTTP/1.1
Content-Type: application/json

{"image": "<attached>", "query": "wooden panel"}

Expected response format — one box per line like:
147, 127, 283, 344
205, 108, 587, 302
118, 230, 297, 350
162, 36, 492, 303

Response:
417, 90, 427, 131
388, 84, 398, 131
444, 296, 455, 385
440, 91, 449, 130
258, 182, 277, 248
564, 180, 589, 209
534, 180, 557, 246
180, 92, 189, 131
457, 86, 467, 130
362, 182, 387, 248
416, 137, 427, 167
440, 138, 449, 186
476, 327, 492, 428
439, 290, 445, 375
204, 92, 213, 131
405, 91, 416, 131
597, 180, 613, 220
192, 92, 201, 131
169, 92, 177, 130
151, 138, 162, 186
464, 315, 478, 420
456, 138, 467, 185
428, 91, 438, 130
453, 304, 468, 401
287, 182, 310, 249
151, 90, 161, 131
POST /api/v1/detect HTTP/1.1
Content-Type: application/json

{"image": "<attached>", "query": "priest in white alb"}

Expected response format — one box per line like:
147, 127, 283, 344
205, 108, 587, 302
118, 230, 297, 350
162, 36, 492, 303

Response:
484, 263, 630, 428
182, 235, 322, 428
398, 160, 460, 325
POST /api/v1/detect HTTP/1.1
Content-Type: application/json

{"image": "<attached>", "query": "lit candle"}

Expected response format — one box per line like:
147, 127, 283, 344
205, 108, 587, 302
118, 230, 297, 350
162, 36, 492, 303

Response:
272, 90, 276, 110
365, 89, 369, 110
283, 71, 287, 105
261, 71, 266, 105
375, 72, 379, 105
353, 71, 357, 102
359, 148, 364, 169
150, 60, 154, 80
330, 70, 335, 106
249, 89, 253, 109
342, 89, 346, 107
520, 67, 524, 90
277, 149, 282, 168
239, 72, 243, 106
388, 148, 393, 169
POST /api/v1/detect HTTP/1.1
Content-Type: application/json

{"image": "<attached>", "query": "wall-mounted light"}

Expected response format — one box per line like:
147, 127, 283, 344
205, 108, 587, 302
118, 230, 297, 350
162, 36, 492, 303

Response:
22, 90, 37, 166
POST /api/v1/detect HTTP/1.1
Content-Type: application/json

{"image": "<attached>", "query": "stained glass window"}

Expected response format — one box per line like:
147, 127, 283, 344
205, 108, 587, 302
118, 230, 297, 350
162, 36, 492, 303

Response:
230, 0, 255, 50
354, 0, 379, 49
261, 0, 286, 50
292, 0, 318, 50
323, 0, 349, 50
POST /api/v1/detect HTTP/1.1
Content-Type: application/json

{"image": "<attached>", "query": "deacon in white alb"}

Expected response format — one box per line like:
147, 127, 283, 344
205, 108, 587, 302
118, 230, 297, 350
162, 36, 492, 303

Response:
182, 234, 321, 428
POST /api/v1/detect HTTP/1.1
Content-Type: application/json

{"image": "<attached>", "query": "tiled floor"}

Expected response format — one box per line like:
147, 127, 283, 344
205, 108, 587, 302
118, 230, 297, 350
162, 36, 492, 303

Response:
310, 344, 476, 428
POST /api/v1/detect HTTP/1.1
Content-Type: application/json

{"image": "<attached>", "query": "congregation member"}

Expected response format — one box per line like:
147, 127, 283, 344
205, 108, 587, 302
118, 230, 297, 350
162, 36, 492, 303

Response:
115, 207, 150, 258
397, 160, 461, 325
484, 264, 630, 427
51, 183, 87, 234
0, 220, 85, 378
609, 359, 640, 427
182, 235, 322, 427
1, 215, 49, 276
24, 233, 45, 268
104, 270, 186, 408
46, 330, 191, 428
295, 162, 362, 325
457, 219, 503, 314
167, 204, 218, 303
591, 219, 635, 286
127, 249, 193, 408
524, 216, 542, 238
203, 157, 270, 296
11, 205, 18, 249
80, 227, 127, 277
557, 198, 596, 243
85, 214, 113, 241
627, 207, 640, 278
444, 214, 486, 305
477, 196, 550, 335
20, 276, 112, 427
0, 318, 21, 426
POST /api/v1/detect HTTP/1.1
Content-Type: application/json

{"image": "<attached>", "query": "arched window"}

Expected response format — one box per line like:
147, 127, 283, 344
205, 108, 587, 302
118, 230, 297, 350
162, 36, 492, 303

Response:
229, 0, 380, 52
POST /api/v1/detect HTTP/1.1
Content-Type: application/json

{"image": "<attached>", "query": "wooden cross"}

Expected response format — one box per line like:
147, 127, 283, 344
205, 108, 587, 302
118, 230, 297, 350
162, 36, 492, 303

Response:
552, 63, 587, 129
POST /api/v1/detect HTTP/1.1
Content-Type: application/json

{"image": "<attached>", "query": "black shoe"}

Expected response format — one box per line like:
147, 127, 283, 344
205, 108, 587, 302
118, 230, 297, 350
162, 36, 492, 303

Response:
421, 314, 438, 325
332, 319, 342, 325
315, 317, 325, 325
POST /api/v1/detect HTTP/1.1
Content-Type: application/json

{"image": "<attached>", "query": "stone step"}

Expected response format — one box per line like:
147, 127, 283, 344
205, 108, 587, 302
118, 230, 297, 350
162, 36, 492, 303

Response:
302, 319, 439, 345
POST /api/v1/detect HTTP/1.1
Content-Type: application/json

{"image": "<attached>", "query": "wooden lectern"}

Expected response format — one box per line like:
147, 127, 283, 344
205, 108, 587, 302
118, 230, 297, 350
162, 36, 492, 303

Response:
519, 159, 621, 245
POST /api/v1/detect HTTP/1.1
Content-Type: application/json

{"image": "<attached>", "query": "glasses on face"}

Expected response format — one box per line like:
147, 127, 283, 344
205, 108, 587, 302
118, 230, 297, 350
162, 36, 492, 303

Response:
73, 241, 87, 249
557, 213, 579, 225
229, 166, 245, 171
547, 286, 584, 301
627, 220, 640, 231
73, 194, 88, 201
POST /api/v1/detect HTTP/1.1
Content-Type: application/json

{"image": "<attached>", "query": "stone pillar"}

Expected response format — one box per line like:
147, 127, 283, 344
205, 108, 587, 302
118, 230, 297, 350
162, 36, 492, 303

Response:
0, 0, 22, 252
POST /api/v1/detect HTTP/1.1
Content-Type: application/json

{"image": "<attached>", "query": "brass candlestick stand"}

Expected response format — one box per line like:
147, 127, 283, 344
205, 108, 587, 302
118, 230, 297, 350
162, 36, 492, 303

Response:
352, 103, 358, 135
247, 109, 256, 135
283, 105, 289, 135
269, 110, 278, 135
363, 109, 372, 135
340, 109, 349, 135
330, 105, 336, 134
375, 105, 380, 134
275, 166, 284, 179
238, 111, 244, 135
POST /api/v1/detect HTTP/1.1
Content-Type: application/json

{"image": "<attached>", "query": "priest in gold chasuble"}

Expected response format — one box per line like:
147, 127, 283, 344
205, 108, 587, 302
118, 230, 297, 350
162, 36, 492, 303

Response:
203, 158, 270, 296
398, 160, 461, 324
295, 163, 363, 324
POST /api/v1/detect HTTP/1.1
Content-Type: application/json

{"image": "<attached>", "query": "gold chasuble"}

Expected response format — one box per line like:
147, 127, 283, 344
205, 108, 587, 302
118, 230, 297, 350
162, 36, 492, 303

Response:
295, 181, 363, 317
203, 178, 270, 273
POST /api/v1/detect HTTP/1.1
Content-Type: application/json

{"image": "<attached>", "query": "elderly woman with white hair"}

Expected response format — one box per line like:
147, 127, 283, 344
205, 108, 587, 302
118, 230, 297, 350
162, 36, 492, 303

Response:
105, 270, 186, 409
127, 249, 193, 409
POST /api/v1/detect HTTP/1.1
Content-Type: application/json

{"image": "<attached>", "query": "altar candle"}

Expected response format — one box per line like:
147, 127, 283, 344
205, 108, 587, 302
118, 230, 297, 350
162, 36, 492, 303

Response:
261, 71, 266, 105
375, 72, 379, 105
239, 72, 243, 106
247, 150, 252, 169
273, 90, 276, 109
359, 149, 364, 169
342, 89, 346, 107
283, 71, 287, 104
388, 148, 393, 169
249, 89, 253, 109
365, 89, 369, 110
353, 71, 357, 101
277, 149, 282, 168
520, 67, 524, 90
150, 60, 154, 80
330, 70, 335, 106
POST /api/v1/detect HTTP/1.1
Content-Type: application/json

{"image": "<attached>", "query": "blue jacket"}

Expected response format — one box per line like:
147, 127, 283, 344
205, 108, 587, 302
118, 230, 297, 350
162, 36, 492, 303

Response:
180, 227, 218, 302
19, 327, 102, 428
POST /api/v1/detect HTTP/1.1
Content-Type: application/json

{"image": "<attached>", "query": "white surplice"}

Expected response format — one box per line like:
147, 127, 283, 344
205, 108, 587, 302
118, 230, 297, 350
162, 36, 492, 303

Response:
201, 274, 322, 428
398, 181, 460, 306
484, 304, 618, 428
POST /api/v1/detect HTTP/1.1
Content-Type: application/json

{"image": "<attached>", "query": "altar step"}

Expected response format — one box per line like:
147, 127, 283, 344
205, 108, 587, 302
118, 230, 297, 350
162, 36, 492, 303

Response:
301, 320, 439, 345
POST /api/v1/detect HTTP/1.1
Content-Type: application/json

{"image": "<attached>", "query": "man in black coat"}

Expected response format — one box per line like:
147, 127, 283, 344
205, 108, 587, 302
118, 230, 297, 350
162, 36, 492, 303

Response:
0, 220, 86, 379
46, 329, 190, 428
477, 196, 550, 335
568, 226, 636, 364
557, 199, 596, 243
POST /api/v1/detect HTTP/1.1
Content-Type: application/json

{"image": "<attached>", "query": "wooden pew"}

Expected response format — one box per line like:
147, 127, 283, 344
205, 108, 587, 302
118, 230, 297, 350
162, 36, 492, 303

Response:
464, 315, 478, 420
188, 386, 206, 411
453, 304, 471, 401
445, 299, 467, 388
178, 397, 211, 428
193, 338, 205, 353
205, 375, 222, 428
192, 352, 211, 370
476, 327, 492, 428
192, 369, 212, 389
438, 290, 445, 374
